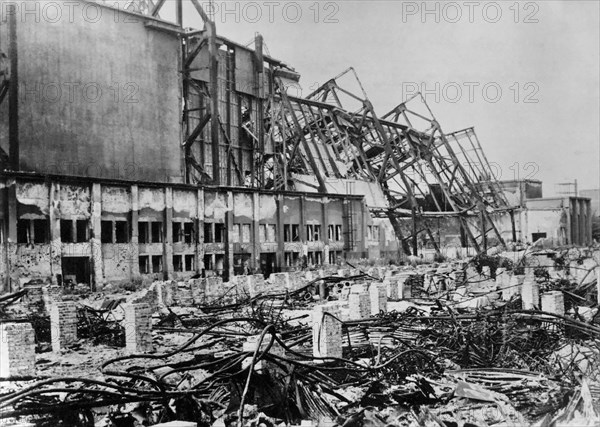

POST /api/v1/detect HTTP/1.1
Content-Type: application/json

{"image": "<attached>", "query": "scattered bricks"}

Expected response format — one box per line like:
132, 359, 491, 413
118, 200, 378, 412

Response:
348, 286, 370, 320
385, 277, 398, 299
50, 302, 78, 352
124, 303, 154, 353
242, 333, 286, 374
270, 273, 290, 290
312, 303, 342, 358
0, 322, 36, 377
541, 291, 565, 316
521, 275, 540, 310
190, 279, 205, 304
369, 283, 387, 315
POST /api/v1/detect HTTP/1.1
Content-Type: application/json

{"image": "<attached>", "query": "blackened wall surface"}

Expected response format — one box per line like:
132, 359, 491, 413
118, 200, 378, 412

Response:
5, 1, 182, 182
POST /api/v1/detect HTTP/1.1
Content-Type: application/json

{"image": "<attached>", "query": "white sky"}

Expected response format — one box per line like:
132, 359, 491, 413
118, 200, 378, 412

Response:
158, 0, 600, 196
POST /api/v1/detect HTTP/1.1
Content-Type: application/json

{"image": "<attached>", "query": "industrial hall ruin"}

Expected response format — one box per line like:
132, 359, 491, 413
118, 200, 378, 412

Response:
0, 1, 599, 427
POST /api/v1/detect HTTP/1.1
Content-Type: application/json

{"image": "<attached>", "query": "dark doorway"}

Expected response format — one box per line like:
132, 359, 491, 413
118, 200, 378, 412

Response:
532, 232, 547, 243
260, 253, 277, 279
62, 257, 91, 286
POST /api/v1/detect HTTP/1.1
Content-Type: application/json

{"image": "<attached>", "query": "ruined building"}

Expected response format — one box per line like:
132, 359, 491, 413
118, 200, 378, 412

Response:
0, 0, 589, 290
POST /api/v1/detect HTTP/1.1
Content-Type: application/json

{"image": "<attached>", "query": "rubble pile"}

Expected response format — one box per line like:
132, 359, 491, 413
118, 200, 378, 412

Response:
0, 247, 599, 426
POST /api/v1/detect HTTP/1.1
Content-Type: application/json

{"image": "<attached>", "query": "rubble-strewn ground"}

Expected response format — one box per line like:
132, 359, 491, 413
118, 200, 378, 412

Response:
1, 246, 600, 427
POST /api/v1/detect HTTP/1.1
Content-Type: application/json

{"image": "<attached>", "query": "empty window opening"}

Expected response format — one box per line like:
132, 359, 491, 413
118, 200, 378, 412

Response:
335, 225, 342, 241
204, 223, 214, 243
173, 222, 182, 243
284, 224, 300, 242
214, 223, 225, 243
101, 221, 113, 243
284, 251, 299, 267
259, 224, 267, 243
307, 224, 321, 241
152, 255, 163, 273
61, 219, 73, 243
18, 219, 49, 244
115, 221, 129, 243
151, 222, 163, 243
139, 222, 149, 243
306, 225, 313, 241
17, 220, 30, 244
185, 254, 195, 271
139, 255, 150, 274
33, 219, 49, 244
76, 220, 88, 242
183, 223, 194, 243
204, 254, 214, 270
173, 255, 183, 272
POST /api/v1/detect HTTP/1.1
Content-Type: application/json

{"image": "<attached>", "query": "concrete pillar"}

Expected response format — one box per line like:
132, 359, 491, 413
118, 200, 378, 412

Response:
0, 322, 36, 377
130, 185, 140, 277
276, 194, 285, 272
252, 192, 260, 271
348, 285, 370, 320
369, 283, 387, 315
90, 183, 104, 289
48, 182, 62, 285
312, 303, 342, 358
163, 187, 174, 280
50, 302, 78, 352
322, 196, 329, 265
123, 303, 154, 353
225, 191, 234, 281
541, 291, 565, 316
521, 274, 540, 310
196, 188, 205, 274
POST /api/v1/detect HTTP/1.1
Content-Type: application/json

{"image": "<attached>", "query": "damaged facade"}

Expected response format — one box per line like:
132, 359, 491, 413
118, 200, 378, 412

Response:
0, 0, 592, 292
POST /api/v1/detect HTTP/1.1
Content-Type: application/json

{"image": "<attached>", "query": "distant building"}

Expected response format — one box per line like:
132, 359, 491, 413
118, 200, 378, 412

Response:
498, 180, 592, 246
580, 189, 600, 215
